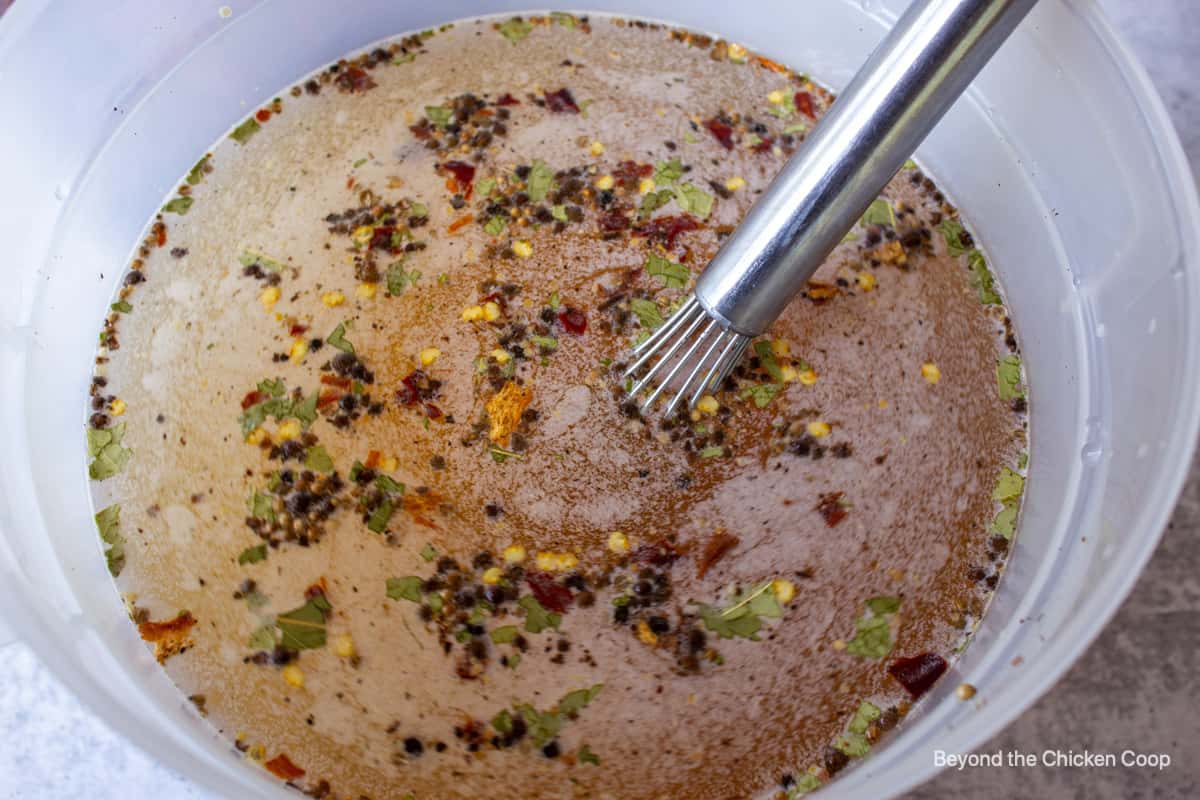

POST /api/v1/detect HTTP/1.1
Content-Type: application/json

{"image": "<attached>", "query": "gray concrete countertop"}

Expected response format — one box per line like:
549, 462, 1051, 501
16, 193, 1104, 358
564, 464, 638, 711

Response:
1, 1, 1196, 798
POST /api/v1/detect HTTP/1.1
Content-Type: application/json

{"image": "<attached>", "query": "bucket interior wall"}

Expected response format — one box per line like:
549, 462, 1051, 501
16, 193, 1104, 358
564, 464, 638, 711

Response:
0, 1, 1197, 798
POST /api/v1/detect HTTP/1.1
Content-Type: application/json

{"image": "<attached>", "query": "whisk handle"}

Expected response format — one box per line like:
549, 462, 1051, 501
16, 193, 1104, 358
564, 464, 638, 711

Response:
693, 0, 1036, 336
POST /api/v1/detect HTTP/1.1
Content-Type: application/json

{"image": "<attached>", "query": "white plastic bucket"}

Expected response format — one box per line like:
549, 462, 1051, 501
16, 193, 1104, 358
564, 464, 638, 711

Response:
0, 1, 1197, 798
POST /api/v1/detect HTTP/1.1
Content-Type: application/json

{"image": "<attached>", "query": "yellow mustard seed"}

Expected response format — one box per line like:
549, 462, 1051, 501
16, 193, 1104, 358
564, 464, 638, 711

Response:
356, 282, 377, 299
502, 544, 527, 564
857, 271, 878, 291
799, 369, 819, 386
109, 397, 127, 416
772, 579, 797, 604
481, 567, 503, 585
419, 347, 441, 366
282, 664, 304, 687
461, 304, 485, 321
589, 140, 605, 156
696, 395, 719, 415
245, 427, 268, 445
321, 290, 345, 308
483, 301, 503, 321
724, 176, 746, 192
288, 338, 308, 363
595, 174, 615, 191
921, 362, 941, 384
259, 286, 280, 310
333, 634, 355, 658
490, 348, 511, 364
638, 177, 656, 195
512, 240, 533, 259
276, 420, 301, 441
607, 531, 630, 554
807, 420, 832, 438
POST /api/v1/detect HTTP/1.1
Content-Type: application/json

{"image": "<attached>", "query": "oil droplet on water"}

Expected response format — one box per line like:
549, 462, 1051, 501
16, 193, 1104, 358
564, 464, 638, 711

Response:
218, 5, 232, 18
54, 182, 70, 202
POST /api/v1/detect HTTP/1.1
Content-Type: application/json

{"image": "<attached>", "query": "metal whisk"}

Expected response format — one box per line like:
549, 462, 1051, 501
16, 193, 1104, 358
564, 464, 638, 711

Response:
623, 0, 1036, 417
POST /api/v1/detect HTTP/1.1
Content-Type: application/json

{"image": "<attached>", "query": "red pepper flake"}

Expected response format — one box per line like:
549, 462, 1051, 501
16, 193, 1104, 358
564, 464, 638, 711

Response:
696, 530, 740, 578
815, 492, 848, 527
753, 135, 775, 154
448, 213, 475, 234
264, 753, 305, 781
597, 210, 630, 233
614, 160, 653, 183
241, 390, 265, 410
369, 225, 396, 251
495, 93, 521, 106
317, 390, 341, 409
705, 118, 735, 150
440, 160, 476, 190
155, 226, 168, 247
526, 571, 574, 614
424, 403, 443, 419
888, 653, 948, 699
396, 373, 423, 406
304, 579, 329, 601
633, 214, 700, 249
288, 322, 309, 337
335, 66, 376, 94
319, 374, 351, 389
346, 176, 356, 190
364, 450, 383, 469
557, 307, 587, 335
794, 91, 815, 119
255, 108, 272, 123
543, 88, 580, 113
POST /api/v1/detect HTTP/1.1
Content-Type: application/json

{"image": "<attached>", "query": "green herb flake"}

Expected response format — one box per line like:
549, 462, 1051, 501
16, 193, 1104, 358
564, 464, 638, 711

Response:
387, 261, 421, 296
629, 298, 665, 330
844, 597, 901, 659
162, 196, 194, 215
409, 201, 428, 219
671, 183, 714, 219
238, 544, 268, 565
420, 543, 437, 562
498, 17, 533, 44
110, 300, 133, 314
903, 158, 918, 170
861, 198, 895, 228
1017, 452, 1029, 470
695, 580, 783, 640
326, 321, 355, 355
248, 624, 277, 651
519, 595, 561, 634
484, 215, 507, 236
492, 709, 514, 735
526, 159, 556, 203
375, 474, 404, 495
645, 253, 689, 289
653, 158, 684, 184
996, 355, 1024, 401
186, 155, 211, 186
475, 178, 496, 199
968, 250, 1001, 305
848, 701, 881, 734
783, 122, 808, 135
577, 744, 600, 765
386, 576, 424, 603
94, 505, 125, 577
699, 445, 725, 459
237, 249, 283, 272
365, 496, 394, 533
550, 204, 568, 222
529, 335, 559, 351
787, 773, 823, 797
352, 157, 369, 168
276, 596, 329, 650
490, 625, 519, 644
992, 467, 1024, 503
938, 218, 971, 257
638, 188, 674, 219
550, 11, 578, 28
752, 340, 784, 380
304, 445, 334, 473
834, 731, 871, 758
230, 117, 261, 144
738, 383, 782, 408
424, 105, 453, 129
87, 423, 132, 481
